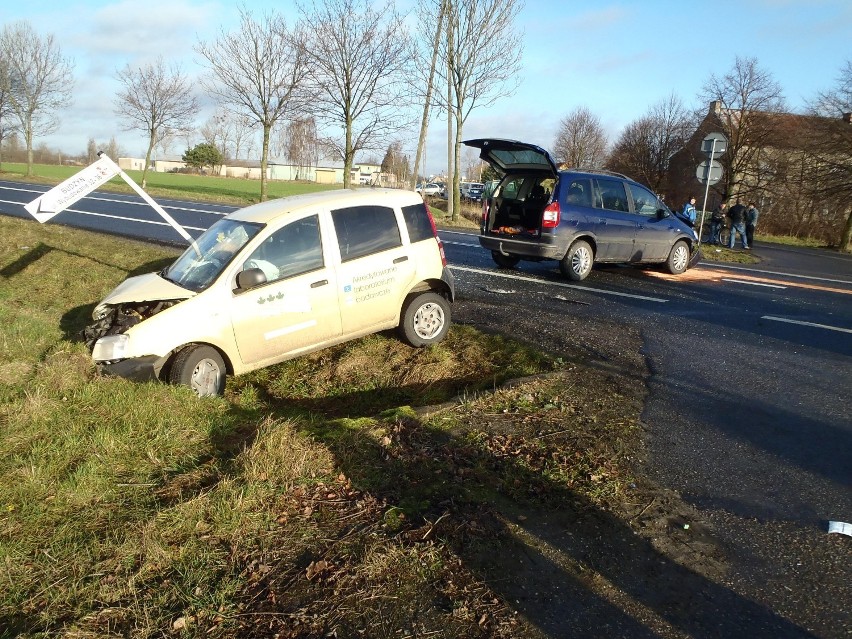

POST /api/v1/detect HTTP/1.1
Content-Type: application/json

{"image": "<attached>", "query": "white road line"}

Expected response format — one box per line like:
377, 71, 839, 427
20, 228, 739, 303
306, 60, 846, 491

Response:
58, 207, 208, 233
715, 263, 852, 286
722, 278, 787, 289
442, 239, 479, 248
451, 265, 669, 303
762, 316, 852, 334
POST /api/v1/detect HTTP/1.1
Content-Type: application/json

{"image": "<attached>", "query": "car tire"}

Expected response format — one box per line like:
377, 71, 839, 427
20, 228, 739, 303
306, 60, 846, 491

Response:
168, 344, 227, 397
559, 240, 593, 281
491, 251, 520, 269
398, 292, 451, 347
665, 240, 690, 275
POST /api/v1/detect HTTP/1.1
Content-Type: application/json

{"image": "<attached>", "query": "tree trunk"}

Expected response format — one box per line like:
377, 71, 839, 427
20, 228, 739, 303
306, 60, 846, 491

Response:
25, 121, 33, 177
260, 124, 271, 201
142, 129, 156, 189
840, 207, 852, 252
411, 0, 446, 190
445, 2, 454, 221
344, 114, 353, 189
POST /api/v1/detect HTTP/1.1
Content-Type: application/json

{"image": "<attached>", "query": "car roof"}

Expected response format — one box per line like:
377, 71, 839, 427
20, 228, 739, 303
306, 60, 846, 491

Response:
227, 188, 424, 224
463, 138, 558, 175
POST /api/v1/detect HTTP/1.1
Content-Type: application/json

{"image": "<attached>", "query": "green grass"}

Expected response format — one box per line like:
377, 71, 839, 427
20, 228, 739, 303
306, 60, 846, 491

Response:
0, 162, 337, 206
0, 214, 643, 637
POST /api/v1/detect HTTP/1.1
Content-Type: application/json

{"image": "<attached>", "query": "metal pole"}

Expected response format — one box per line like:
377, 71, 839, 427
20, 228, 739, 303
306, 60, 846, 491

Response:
697, 139, 716, 246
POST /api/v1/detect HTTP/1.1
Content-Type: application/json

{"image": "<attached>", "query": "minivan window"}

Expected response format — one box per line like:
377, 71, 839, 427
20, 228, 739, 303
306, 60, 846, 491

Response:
564, 177, 593, 207
401, 202, 434, 243
595, 178, 629, 212
243, 214, 323, 282
332, 205, 402, 262
626, 182, 664, 217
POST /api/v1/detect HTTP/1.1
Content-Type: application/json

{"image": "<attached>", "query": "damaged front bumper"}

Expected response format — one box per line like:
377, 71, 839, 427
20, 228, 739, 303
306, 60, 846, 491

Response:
97, 355, 166, 382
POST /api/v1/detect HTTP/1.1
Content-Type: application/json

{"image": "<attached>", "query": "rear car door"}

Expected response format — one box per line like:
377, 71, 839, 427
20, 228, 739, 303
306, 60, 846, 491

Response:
332, 204, 416, 334
592, 178, 636, 261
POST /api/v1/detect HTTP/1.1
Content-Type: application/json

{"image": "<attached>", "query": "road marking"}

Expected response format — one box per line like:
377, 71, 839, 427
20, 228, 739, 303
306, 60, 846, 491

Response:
451, 265, 669, 303
442, 239, 479, 248
59, 206, 208, 233
722, 278, 787, 289
718, 263, 852, 286
762, 316, 852, 334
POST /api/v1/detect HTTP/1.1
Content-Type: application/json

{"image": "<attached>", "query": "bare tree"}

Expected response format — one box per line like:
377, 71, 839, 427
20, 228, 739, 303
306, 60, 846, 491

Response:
114, 57, 197, 188
698, 56, 786, 201
0, 21, 74, 176
438, 0, 523, 219
381, 140, 410, 185
805, 60, 852, 250
607, 94, 693, 192
281, 117, 319, 180
299, 0, 413, 189
196, 8, 307, 200
0, 54, 18, 170
554, 106, 608, 169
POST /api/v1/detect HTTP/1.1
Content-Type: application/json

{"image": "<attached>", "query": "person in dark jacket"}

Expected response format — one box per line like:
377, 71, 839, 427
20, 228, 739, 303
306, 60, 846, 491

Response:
746, 202, 760, 248
710, 202, 727, 245
727, 199, 749, 249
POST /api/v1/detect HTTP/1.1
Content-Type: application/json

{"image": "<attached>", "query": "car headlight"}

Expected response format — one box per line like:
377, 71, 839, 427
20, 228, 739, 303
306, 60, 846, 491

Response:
92, 334, 130, 361
693, 229, 699, 240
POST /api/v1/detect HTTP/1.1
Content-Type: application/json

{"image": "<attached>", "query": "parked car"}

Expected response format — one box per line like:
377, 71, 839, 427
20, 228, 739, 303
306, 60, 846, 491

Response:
416, 182, 442, 196
463, 138, 700, 281
460, 181, 485, 202
84, 189, 455, 396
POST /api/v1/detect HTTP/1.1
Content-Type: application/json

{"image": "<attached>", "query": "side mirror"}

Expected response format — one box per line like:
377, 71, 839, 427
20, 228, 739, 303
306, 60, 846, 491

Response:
236, 267, 267, 290
656, 208, 670, 220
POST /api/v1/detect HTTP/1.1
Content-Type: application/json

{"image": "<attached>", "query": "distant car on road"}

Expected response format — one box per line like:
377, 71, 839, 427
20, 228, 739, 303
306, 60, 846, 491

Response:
416, 182, 442, 197
460, 182, 485, 202
464, 138, 700, 281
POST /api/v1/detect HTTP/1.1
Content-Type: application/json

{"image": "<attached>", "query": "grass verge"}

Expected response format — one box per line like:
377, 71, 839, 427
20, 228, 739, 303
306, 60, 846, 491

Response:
0, 215, 643, 638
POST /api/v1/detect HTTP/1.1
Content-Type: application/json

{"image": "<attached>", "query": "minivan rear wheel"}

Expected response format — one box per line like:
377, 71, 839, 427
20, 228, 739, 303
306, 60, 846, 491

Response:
169, 345, 227, 397
665, 240, 690, 275
491, 251, 520, 269
399, 292, 451, 347
560, 240, 593, 281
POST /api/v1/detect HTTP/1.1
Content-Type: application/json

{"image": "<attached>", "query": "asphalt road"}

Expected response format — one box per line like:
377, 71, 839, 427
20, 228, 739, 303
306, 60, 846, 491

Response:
2, 181, 850, 637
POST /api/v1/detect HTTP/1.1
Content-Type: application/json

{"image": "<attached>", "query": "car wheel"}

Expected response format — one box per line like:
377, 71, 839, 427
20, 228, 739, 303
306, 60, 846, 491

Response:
169, 345, 227, 397
559, 240, 593, 281
491, 251, 520, 269
665, 240, 690, 275
398, 292, 451, 347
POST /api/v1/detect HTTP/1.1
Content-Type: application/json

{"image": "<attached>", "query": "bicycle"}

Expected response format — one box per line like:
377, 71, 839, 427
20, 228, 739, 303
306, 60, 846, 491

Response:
700, 221, 729, 247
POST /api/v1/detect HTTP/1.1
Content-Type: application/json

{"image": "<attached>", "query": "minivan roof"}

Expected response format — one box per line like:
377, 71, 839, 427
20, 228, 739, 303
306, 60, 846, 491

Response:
463, 138, 558, 176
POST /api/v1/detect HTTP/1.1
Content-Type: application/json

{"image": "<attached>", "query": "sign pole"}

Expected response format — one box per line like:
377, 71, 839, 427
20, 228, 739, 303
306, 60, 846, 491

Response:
697, 138, 716, 246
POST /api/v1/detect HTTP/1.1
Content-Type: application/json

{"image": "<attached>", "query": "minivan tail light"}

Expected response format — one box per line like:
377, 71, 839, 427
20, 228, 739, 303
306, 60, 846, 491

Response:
542, 201, 561, 228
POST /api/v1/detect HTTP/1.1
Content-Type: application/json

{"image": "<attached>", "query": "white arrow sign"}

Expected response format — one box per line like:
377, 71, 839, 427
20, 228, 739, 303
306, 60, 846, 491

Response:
24, 156, 118, 222
23, 153, 199, 253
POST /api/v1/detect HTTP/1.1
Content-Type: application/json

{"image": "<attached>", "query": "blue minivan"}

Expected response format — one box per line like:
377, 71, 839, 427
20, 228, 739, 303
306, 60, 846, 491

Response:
463, 138, 700, 281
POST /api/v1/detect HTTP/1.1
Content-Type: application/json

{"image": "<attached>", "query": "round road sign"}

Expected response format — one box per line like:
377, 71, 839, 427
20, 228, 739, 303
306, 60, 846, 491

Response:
696, 159, 723, 185
702, 132, 728, 158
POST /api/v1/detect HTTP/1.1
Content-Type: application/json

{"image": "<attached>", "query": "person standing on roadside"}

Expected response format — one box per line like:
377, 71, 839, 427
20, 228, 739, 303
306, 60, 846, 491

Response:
681, 195, 697, 226
727, 199, 749, 249
746, 201, 760, 248
709, 201, 727, 245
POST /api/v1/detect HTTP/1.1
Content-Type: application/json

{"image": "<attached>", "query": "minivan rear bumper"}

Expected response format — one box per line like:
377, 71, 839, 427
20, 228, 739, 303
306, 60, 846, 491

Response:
478, 233, 565, 260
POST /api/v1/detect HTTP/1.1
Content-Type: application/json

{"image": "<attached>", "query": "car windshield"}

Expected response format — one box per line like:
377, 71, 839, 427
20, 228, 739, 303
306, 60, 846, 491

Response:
162, 218, 263, 292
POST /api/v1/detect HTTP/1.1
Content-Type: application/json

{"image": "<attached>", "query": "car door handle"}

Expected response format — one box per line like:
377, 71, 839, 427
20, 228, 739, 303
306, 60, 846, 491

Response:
393, 256, 409, 264
310, 279, 328, 288
598, 219, 607, 225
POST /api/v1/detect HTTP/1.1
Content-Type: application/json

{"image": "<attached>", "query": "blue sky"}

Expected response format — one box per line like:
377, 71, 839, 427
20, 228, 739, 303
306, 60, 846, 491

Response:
4, 0, 851, 176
